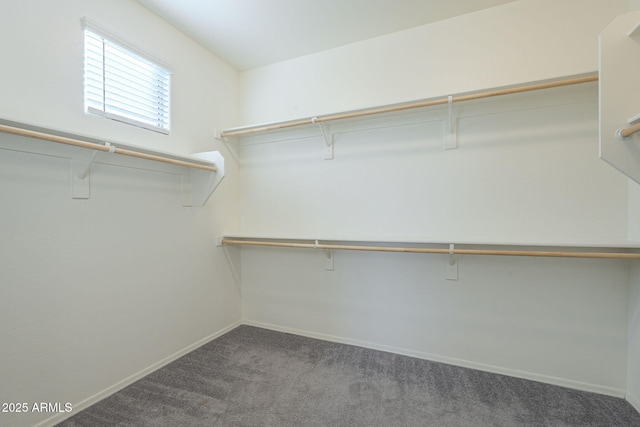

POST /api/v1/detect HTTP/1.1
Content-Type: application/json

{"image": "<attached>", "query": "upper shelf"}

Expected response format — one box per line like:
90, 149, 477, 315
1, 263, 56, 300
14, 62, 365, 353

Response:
0, 118, 225, 207
219, 74, 599, 140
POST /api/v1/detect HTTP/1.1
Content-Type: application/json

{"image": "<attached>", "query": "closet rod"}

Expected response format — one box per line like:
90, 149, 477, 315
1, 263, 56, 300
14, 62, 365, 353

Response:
220, 74, 598, 138
0, 124, 217, 172
618, 122, 640, 139
221, 239, 640, 260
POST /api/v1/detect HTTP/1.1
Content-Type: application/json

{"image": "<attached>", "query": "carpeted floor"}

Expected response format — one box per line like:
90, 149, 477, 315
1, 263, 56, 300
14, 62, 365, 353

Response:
57, 325, 640, 427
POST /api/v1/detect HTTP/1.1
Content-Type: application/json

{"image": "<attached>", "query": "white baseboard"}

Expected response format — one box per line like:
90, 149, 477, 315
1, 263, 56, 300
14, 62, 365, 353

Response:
36, 320, 242, 427
242, 319, 626, 399
628, 390, 640, 414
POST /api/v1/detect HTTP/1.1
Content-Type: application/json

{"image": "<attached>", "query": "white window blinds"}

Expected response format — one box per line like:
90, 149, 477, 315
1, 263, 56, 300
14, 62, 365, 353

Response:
83, 20, 171, 134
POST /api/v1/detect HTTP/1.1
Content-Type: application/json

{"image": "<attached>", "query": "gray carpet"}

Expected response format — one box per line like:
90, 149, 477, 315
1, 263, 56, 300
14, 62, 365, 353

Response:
57, 325, 640, 427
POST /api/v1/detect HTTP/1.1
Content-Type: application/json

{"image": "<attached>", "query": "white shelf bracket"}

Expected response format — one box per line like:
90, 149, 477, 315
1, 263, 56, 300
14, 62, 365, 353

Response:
214, 129, 229, 143
313, 239, 334, 270
70, 146, 105, 199
444, 96, 458, 150
446, 243, 459, 281
182, 151, 225, 207
316, 240, 333, 271
313, 118, 334, 160
324, 248, 334, 271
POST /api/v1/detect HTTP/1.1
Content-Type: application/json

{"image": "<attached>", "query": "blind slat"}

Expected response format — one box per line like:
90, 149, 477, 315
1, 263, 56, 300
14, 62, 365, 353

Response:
83, 28, 170, 133
103, 78, 168, 109
103, 49, 170, 86
104, 69, 169, 97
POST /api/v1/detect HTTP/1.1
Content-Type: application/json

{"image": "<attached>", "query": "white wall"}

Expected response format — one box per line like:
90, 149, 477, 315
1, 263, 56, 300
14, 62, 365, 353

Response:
238, 85, 627, 243
240, 0, 627, 124
242, 248, 629, 395
629, 180, 640, 411
622, 1, 640, 413
236, 0, 634, 397
0, 1, 240, 426
629, 263, 640, 411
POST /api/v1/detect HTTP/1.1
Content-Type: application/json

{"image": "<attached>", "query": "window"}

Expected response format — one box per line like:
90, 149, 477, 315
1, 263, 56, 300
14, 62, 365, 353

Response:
83, 19, 171, 134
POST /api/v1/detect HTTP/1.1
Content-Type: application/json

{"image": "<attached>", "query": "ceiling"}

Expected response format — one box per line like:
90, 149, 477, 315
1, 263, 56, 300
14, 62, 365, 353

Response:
136, 0, 519, 71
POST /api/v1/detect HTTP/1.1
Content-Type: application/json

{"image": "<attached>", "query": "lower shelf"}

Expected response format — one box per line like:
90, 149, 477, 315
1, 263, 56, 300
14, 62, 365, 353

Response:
220, 235, 640, 260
